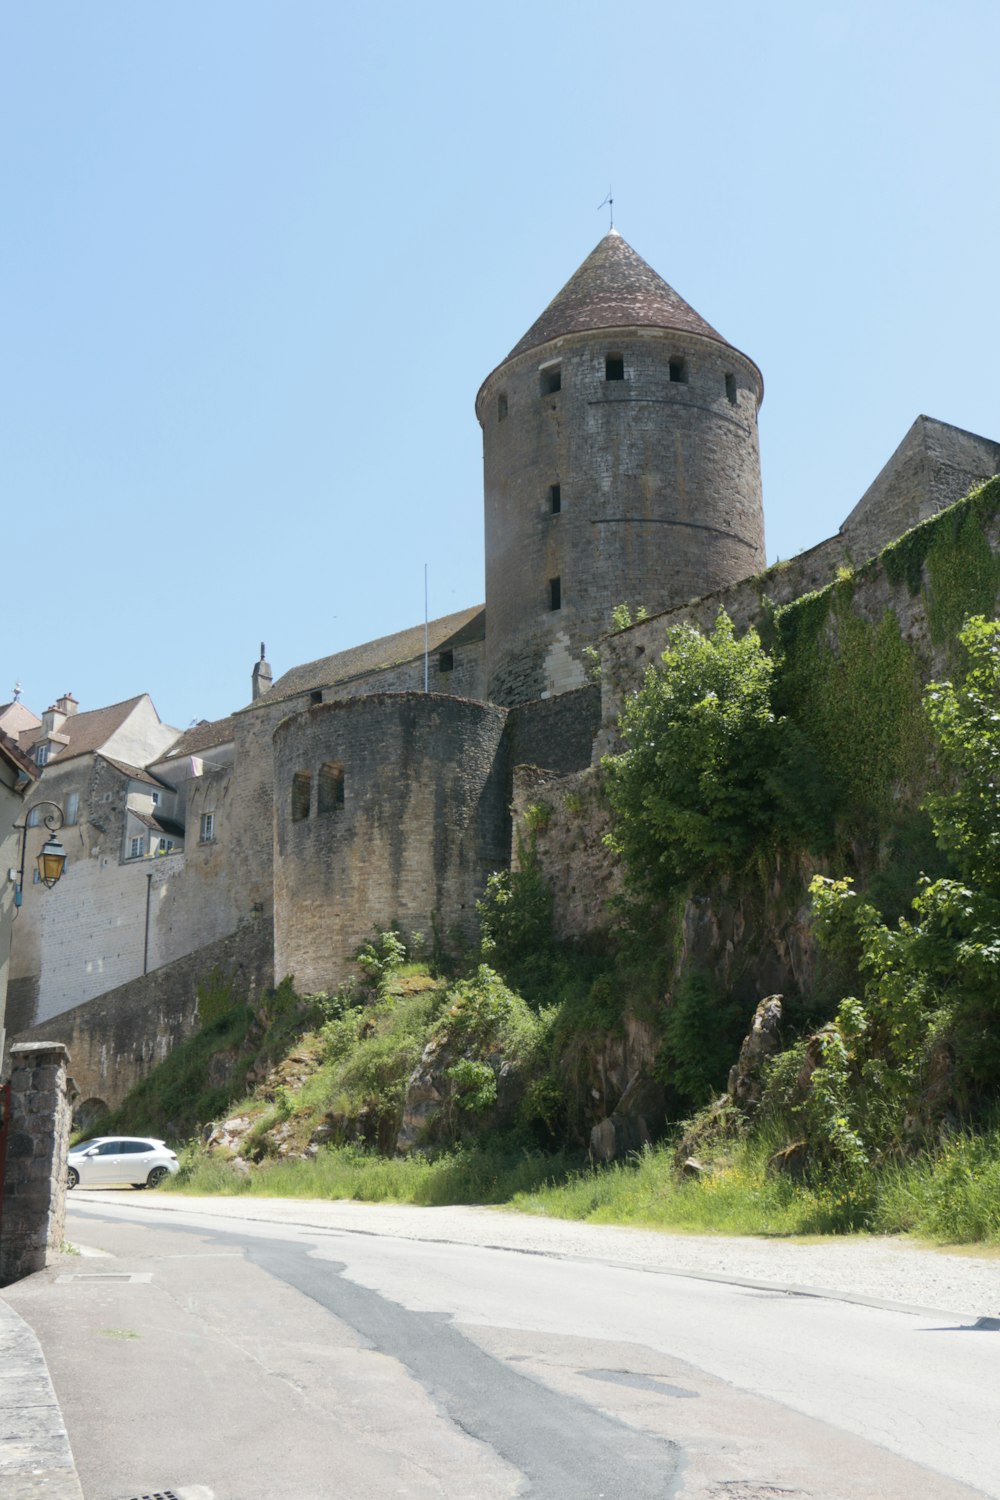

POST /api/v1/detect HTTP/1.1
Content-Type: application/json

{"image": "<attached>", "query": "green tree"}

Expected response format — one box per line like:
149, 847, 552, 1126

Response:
604, 611, 815, 897
925, 615, 1000, 896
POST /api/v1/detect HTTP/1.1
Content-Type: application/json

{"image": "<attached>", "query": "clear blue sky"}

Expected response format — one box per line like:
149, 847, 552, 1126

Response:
4, 2, 999, 730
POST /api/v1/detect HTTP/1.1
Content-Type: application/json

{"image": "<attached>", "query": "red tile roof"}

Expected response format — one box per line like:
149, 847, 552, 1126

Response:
18, 695, 148, 763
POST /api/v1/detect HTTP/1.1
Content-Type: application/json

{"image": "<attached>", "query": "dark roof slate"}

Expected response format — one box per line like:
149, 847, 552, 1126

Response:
129, 808, 185, 839
157, 715, 240, 762
503, 231, 728, 365
0, 728, 37, 784
251, 606, 486, 710
99, 756, 169, 788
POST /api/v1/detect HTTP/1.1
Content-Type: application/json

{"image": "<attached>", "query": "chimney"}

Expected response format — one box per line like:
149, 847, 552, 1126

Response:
41, 703, 66, 737
252, 642, 273, 701
56, 692, 78, 716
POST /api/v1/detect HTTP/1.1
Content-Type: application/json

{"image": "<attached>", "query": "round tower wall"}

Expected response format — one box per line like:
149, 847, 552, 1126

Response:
478, 329, 765, 705
272, 694, 509, 995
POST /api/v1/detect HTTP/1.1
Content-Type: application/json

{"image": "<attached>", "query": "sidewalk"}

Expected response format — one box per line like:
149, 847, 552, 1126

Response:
0, 1296, 83, 1500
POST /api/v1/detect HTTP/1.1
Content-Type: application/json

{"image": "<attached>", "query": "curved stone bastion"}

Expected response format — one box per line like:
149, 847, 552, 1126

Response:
272, 693, 510, 994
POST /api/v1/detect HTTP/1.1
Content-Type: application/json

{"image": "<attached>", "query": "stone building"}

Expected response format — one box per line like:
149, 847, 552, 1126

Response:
9, 232, 1000, 1055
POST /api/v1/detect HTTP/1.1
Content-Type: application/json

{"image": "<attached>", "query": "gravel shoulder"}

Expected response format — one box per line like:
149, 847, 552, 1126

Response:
68, 1190, 1000, 1320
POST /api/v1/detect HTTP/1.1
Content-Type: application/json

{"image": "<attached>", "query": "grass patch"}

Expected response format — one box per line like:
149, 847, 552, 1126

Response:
164, 1124, 1000, 1247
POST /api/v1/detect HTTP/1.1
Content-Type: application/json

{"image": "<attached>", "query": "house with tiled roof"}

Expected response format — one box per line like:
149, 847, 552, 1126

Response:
5, 693, 187, 1032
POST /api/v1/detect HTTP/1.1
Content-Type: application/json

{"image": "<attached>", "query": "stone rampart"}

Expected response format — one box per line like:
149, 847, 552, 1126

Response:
9, 921, 273, 1115
273, 693, 509, 993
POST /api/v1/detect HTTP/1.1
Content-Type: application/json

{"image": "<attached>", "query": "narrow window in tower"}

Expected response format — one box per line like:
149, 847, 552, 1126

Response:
292, 771, 311, 822
549, 576, 562, 611
498, 392, 508, 422
439, 650, 454, 673
605, 354, 624, 381
310, 689, 323, 705
540, 364, 562, 396
549, 483, 561, 514
725, 373, 737, 405
318, 762, 345, 814
669, 358, 688, 384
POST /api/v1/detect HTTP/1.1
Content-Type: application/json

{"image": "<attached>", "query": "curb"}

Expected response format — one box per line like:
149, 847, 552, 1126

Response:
0, 1295, 84, 1500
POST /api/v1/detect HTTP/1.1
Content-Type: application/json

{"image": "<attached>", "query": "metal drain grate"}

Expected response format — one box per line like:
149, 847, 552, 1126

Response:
116, 1489, 214, 1500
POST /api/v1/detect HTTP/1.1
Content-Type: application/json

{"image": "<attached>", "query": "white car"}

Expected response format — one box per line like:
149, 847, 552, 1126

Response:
67, 1136, 179, 1190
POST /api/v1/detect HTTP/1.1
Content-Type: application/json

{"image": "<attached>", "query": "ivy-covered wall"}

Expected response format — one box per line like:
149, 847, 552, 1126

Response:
542, 476, 1000, 957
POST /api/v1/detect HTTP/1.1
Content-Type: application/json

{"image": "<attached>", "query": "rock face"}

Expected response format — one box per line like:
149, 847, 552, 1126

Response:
589, 1075, 666, 1164
728, 995, 783, 1112
396, 1036, 524, 1154
585, 1015, 666, 1163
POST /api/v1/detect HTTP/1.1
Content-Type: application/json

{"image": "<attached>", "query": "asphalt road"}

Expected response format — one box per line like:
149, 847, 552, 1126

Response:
5, 1193, 998, 1500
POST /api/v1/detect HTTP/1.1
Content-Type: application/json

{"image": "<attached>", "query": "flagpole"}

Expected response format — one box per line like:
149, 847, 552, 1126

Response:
424, 564, 429, 692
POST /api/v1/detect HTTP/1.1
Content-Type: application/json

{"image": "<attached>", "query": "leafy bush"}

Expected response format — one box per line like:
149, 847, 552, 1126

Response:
656, 969, 750, 1114
477, 859, 559, 1006
604, 611, 820, 899
445, 1058, 498, 1113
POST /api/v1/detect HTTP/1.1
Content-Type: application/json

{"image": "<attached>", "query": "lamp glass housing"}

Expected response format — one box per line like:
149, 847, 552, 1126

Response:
37, 837, 66, 889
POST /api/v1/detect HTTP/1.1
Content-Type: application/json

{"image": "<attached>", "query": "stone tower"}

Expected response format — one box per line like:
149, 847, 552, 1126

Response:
476, 231, 766, 705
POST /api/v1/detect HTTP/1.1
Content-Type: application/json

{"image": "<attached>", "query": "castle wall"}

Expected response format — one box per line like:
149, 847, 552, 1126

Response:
273, 694, 509, 993
841, 417, 1000, 562
479, 328, 764, 705
506, 684, 601, 775
10, 920, 274, 1113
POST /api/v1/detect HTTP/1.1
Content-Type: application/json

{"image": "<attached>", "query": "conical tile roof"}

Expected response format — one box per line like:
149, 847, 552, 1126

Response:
503, 230, 728, 363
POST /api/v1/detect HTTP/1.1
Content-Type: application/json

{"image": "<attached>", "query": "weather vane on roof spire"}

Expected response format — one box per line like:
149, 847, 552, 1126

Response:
598, 187, 614, 231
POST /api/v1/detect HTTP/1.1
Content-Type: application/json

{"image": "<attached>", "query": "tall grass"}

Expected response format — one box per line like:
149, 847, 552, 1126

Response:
167, 1128, 1000, 1245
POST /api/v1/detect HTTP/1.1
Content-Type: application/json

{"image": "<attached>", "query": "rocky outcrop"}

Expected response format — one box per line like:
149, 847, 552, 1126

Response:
396, 1036, 525, 1154
728, 995, 783, 1112
589, 1074, 666, 1163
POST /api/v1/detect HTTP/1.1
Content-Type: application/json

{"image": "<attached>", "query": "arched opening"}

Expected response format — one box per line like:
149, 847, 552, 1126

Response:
73, 1097, 109, 1133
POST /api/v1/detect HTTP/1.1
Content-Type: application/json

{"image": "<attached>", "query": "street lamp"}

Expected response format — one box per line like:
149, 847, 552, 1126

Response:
12, 801, 67, 907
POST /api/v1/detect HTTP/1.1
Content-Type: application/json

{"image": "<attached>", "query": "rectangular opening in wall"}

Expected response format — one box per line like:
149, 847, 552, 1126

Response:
669, 357, 688, 384
549, 575, 562, 611
725, 372, 737, 405
200, 811, 215, 842
549, 483, 561, 514
438, 650, 454, 673
498, 392, 508, 421
605, 354, 624, 381
310, 689, 323, 705
318, 761, 345, 814
539, 364, 561, 396
292, 771, 311, 822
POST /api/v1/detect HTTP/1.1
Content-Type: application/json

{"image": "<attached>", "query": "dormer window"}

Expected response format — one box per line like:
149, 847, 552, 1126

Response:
539, 364, 561, 396
36, 744, 49, 767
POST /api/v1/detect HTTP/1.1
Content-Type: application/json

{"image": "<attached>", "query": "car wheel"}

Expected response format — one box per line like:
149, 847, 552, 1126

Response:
67, 1167, 79, 1189
146, 1166, 169, 1188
